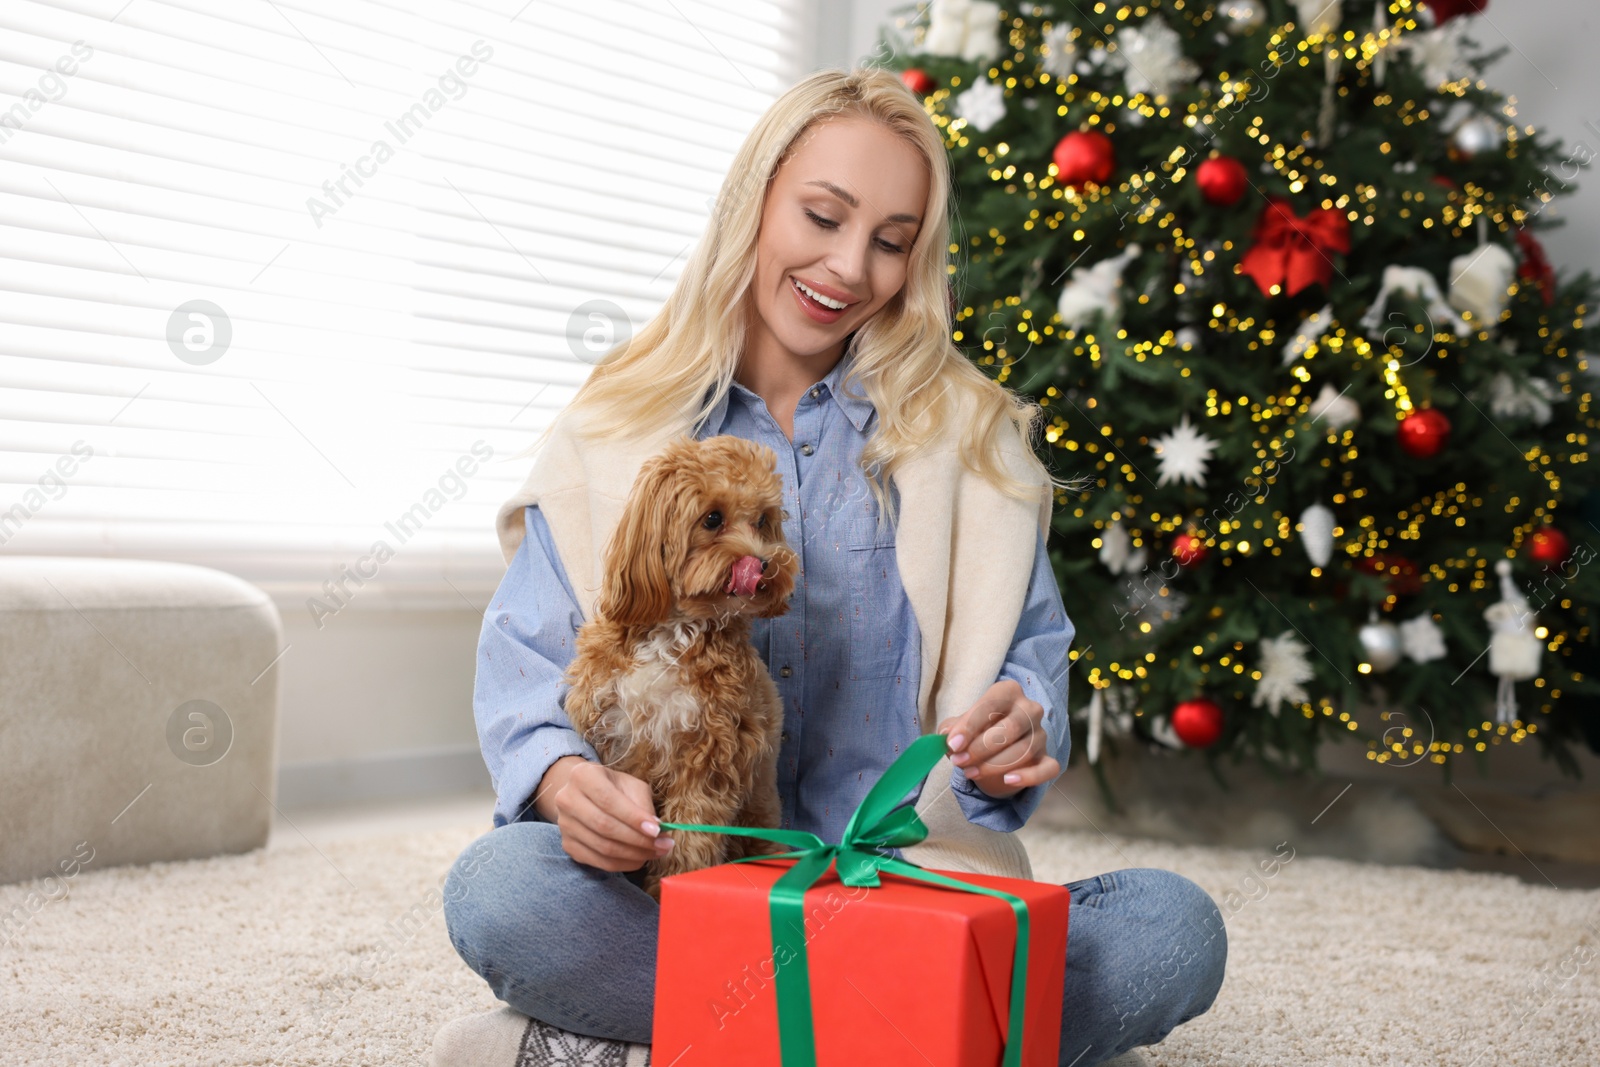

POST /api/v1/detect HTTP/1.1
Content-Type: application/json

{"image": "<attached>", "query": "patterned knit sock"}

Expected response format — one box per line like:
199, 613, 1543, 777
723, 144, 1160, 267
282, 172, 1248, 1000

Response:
430, 1006, 652, 1067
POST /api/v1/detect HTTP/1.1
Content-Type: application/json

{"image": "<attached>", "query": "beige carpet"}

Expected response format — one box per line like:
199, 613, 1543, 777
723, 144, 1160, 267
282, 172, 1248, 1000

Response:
2, 813, 1596, 1066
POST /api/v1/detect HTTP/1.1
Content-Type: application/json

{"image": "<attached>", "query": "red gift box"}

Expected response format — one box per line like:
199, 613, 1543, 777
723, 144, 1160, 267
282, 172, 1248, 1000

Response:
652, 856, 1070, 1067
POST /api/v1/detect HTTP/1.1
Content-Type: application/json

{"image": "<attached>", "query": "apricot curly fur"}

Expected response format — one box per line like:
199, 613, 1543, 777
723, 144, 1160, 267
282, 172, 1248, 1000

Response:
562, 433, 800, 900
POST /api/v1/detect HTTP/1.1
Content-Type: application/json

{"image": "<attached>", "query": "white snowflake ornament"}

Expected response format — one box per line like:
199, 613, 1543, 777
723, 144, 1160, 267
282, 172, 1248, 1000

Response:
1119, 579, 1187, 636
1112, 16, 1200, 99
1309, 382, 1361, 431
922, 0, 1004, 63
1145, 584, 1188, 630
1488, 372, 1558, 425
1400, 614, 1448, 663
1150, 414, 1219, 487
1252, 632, 1316, 717
1399, 21, 1471, 88
1074, 45, 1114, 76
952, 78, 1007, 133
1041, 23, 1078, 80
1057, 244, 1142, 331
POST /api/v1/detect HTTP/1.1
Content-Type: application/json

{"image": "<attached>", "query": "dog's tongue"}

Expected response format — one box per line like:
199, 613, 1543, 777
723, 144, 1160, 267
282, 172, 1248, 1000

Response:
726, 555, 764, 597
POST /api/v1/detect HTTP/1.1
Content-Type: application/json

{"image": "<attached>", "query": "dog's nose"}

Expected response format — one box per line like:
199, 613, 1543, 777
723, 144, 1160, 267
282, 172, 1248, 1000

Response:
759, 557, 770, 573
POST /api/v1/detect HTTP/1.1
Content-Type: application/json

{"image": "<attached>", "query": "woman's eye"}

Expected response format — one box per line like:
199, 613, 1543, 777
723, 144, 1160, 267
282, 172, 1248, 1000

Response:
805, 208, 906, 254
703, 511, 722, 529
804, 208, 838, 230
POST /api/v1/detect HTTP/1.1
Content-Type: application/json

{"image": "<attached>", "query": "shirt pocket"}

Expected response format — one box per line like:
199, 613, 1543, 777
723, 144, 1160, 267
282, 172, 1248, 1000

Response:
846, 521, 905, 682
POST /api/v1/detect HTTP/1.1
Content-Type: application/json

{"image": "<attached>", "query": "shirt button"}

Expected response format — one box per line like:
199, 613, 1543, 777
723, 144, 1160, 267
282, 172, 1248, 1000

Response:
781, 730, 791, 743
800, 443, 814, 456
780, 665, 792, 677
809, 387, 820, 399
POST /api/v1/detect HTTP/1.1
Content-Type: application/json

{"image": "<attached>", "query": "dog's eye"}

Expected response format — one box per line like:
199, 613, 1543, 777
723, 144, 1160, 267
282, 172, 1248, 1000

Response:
756, 514, 768, 529
703, 510, 722, 530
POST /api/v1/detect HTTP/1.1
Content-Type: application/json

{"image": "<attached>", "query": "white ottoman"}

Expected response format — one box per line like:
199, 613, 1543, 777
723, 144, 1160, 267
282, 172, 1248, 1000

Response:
0, 557, 282, 887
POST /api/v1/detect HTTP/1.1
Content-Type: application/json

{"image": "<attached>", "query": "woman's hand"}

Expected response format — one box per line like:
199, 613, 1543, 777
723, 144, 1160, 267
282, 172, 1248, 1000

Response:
936, 679, 1059, 799
534, 755, 676, 872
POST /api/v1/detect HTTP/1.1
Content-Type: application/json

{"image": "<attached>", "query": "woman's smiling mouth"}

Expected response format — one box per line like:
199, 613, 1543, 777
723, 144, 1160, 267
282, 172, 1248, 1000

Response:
791, 275, 854, 323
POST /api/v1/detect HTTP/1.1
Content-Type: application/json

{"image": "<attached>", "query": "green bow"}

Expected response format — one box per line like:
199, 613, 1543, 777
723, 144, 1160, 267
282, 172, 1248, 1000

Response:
657, 732, 1032, 1067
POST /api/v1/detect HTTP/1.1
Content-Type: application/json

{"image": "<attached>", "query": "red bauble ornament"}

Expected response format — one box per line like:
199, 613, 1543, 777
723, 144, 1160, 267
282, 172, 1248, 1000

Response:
900, 68, 936, 96
1357, 553, 1423, 597
1397, 408, 1451, 458
1053, 130, 1115, 189
1196, 156, 1249, 207
1516, 230, 1557, 306
1421, 0, 1488, 26
1526, 526, 1572, 566
1172, 531, 1209, 567
1171, 698, 1225, 748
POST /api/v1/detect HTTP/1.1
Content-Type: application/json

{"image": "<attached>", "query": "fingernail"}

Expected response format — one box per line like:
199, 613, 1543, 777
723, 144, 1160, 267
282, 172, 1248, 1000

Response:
656, 837, 675, 851
949, 733, 966, 749
964, 766, 980, 778
1003, 772, 1021, 785
642, 820, 660, 835
951, 751, 969, 765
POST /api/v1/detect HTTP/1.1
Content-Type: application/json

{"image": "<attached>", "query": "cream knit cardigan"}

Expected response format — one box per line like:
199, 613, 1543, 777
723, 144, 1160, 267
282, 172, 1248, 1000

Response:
493, 385, 1052, 882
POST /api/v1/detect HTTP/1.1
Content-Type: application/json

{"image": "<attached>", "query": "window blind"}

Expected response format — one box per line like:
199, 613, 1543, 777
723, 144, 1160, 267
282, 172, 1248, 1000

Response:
0, 0, 808, 612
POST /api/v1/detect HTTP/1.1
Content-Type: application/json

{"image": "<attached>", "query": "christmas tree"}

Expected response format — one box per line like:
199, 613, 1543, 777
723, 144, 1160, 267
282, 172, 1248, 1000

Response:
881, 0, 1600, 793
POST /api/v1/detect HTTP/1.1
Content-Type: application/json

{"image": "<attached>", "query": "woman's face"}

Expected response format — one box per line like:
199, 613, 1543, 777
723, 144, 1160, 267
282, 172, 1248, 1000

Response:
747, 115, 929, 365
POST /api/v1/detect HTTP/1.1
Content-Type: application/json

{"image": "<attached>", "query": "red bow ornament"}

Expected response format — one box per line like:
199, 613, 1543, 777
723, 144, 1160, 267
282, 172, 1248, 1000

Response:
1238, 198, 1351, 297
1516, 229, 1556, 306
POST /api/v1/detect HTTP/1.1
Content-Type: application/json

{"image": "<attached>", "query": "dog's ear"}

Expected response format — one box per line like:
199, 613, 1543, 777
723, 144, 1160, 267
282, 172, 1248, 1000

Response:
597, 446, 691, 627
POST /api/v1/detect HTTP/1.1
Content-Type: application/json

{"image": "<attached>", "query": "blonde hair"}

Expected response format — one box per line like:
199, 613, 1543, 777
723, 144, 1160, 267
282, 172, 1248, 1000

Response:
519, 65, 1075, 529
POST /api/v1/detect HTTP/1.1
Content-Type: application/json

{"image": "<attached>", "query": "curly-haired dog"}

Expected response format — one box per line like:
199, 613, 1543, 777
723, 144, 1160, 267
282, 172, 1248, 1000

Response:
562, 433, 800, 900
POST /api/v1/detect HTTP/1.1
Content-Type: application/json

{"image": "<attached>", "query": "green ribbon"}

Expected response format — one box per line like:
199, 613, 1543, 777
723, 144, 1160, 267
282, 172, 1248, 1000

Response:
657, 732, 1031, 1067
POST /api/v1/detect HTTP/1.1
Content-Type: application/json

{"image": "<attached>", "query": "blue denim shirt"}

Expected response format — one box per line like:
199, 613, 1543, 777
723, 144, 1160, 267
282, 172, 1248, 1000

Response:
473, 352, 1075, 845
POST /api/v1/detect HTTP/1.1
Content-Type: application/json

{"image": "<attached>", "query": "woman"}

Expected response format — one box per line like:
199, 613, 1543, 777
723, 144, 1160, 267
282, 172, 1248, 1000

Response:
434, 67, 1225, 1067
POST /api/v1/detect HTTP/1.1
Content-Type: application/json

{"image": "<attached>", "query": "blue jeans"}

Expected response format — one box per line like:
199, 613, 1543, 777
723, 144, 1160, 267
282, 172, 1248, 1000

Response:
442, 821, 1227, 1067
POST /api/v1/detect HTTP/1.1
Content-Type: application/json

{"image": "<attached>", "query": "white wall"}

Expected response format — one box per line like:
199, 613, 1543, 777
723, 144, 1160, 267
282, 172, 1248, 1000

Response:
271, 603, 489, 805
270, 598, 490, 807
1470, 0, 1600, 272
